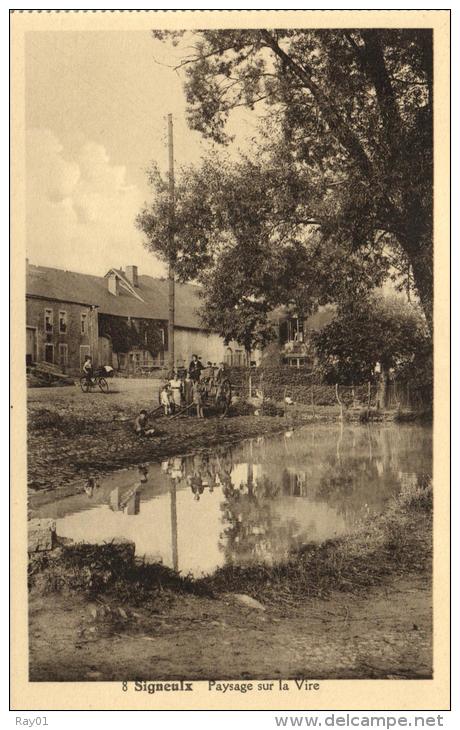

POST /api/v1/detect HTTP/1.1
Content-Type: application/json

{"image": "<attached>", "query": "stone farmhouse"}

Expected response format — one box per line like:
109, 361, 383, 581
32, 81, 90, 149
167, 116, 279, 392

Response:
26, 262, 252, 375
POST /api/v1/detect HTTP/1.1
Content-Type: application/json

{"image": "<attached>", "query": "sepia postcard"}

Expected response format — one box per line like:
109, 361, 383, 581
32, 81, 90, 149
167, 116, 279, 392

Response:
10, 9, 450, 711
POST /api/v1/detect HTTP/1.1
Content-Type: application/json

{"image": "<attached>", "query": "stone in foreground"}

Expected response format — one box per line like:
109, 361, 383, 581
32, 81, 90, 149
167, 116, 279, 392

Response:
28, 518, 56, 552
233, 594, 266, 611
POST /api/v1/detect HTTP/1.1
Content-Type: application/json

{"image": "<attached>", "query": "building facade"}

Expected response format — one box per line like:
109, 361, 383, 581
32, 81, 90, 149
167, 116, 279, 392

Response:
262, 305, 336, 369
26, 262, 253, 375
26, 296, 98, 373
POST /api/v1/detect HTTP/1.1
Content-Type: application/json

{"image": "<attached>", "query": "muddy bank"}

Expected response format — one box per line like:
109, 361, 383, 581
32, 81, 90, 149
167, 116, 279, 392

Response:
28, 401, 316, 499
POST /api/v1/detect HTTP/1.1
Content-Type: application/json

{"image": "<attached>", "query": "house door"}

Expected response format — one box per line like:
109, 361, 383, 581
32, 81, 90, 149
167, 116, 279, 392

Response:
26, 327, 36, 366
59, 343, 68, 372
44, 344, 54, 364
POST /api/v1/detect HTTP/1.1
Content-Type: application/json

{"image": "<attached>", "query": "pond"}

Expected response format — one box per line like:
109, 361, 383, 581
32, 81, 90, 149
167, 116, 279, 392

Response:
34, 423, 432, 577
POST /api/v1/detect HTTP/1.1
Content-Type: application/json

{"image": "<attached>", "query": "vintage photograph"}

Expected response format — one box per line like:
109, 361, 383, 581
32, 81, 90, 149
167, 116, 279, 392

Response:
12, 10, 449, 704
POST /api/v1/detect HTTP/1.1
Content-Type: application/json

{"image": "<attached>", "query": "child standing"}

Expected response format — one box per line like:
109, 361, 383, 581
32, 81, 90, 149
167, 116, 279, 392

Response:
169, 370, 182, 409
160, 383, 173, 415
192, 380, 204, 418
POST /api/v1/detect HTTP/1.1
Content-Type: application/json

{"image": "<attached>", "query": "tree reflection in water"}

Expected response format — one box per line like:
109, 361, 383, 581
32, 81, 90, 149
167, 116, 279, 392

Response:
219, 474, 305, 567
97, 424, 432, 572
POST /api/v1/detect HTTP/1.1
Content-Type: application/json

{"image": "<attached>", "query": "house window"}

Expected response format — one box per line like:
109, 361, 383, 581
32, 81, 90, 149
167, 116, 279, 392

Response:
58, 343, 68, 371
44, 343, 54, 364
59, 310, 67, 334
288, 318, 304, 342
224, 348, 233, 366
81, 312, 87, 334
44, 308, 53, 334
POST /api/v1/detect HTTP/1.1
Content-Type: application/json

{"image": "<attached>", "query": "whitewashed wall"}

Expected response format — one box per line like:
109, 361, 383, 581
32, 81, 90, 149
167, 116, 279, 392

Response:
173, 328, 261, 368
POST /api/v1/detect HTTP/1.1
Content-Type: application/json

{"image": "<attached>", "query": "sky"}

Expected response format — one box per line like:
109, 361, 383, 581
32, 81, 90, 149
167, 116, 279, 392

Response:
25, 31, 254, 278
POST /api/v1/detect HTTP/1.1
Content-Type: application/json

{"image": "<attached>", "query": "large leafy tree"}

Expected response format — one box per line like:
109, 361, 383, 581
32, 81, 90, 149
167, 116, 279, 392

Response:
312, 294, 431, 385
150, 28, 433, 328
137, 149, 390, 350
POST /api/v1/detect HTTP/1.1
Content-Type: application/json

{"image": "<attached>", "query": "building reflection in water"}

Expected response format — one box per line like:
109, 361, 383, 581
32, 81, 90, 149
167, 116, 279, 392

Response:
48, 424, 432, 577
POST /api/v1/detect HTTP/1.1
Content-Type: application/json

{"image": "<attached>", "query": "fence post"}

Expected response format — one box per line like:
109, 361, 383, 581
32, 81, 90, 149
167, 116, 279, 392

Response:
311, 384, 315, 419
335, 383, 343, 421
367, 380, 371, 419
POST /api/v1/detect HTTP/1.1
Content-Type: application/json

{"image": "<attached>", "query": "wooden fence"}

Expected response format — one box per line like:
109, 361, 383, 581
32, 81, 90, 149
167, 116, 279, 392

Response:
227, 366, 431, 413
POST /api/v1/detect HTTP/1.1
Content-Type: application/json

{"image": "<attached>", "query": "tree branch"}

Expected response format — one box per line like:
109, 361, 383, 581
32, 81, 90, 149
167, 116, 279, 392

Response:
359, 30, 402, 149
259, 30, 374, 178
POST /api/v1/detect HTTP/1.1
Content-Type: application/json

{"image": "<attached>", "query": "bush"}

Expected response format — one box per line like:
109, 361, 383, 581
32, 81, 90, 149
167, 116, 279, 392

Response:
28, 540, 210, 602
313, 294, 432, 386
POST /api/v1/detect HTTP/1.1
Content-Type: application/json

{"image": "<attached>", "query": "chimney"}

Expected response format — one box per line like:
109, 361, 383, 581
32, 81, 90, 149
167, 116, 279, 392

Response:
107, 272, 120, 296
125, 265, 139, 288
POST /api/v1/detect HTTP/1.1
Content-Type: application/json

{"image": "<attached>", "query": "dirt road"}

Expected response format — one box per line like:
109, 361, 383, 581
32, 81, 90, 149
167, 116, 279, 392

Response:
29, 573, 431, 681
27, 377, 160, 404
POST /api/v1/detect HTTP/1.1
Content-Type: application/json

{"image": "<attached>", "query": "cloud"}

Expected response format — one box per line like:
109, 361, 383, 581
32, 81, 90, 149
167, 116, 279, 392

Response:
26, 129, 165, 277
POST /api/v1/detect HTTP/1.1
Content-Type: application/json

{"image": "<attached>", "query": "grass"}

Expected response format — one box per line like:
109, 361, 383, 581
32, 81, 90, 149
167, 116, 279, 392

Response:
394, 407, 433, 423
29, 478, 432, 609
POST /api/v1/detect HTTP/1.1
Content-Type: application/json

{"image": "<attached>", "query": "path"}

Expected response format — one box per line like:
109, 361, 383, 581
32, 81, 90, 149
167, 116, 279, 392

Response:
29, 573, 431, 681
27, 377, 160, 404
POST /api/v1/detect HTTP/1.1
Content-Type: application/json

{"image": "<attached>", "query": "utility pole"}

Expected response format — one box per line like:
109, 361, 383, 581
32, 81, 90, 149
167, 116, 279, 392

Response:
167, 113, 175, 372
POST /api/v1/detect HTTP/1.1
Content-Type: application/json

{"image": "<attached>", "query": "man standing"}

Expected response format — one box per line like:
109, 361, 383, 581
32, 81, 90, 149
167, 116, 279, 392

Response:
188, 354, 203, 382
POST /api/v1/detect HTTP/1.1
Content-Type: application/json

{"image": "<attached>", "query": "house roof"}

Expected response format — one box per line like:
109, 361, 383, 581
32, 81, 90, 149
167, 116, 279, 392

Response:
26, 264, 205, 330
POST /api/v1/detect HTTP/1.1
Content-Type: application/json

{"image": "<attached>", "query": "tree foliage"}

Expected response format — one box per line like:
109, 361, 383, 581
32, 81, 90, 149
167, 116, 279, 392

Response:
149, 29, 433, 327
137, 151, 390, 352
312, 294, 431, 385
99, 314, 164, 357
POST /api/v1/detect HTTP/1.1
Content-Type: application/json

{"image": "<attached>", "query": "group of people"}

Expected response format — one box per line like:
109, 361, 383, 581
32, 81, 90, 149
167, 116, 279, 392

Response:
159, 355, 226, 419
132, 355, 227, 436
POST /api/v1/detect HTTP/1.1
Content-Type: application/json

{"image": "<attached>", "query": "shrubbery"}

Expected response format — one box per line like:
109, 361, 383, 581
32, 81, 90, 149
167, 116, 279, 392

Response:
313, 293, 432, 387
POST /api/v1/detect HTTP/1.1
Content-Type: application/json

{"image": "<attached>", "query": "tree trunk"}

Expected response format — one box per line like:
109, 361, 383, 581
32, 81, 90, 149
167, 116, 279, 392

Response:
411, 253, 433, 334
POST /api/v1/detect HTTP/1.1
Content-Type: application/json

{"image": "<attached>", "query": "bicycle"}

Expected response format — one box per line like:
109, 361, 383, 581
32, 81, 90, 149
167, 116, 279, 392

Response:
79, 372, 110, 394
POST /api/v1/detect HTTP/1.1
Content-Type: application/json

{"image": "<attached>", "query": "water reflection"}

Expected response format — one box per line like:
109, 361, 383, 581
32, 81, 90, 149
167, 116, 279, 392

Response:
33, 424, 432, 577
